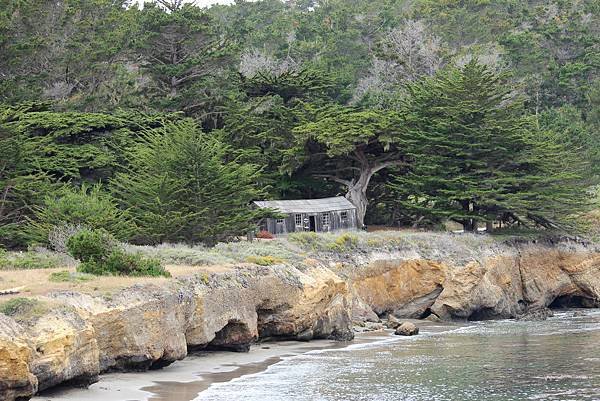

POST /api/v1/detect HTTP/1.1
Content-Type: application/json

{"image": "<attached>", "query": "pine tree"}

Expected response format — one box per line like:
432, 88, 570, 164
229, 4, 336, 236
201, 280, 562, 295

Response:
393, 60, 590, 232
111, 121, 266, 245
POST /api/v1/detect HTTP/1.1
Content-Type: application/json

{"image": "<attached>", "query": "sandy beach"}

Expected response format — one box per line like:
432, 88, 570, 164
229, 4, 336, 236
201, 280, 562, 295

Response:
32, 330, 395, 401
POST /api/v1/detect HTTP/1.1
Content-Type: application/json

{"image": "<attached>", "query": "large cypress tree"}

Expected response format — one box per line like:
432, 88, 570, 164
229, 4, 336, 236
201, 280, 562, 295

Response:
392, 60, 590, 232
111, 121, 266, 245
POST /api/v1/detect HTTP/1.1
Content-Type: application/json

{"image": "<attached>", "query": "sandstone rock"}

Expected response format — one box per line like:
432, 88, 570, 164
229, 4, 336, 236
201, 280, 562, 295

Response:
384, 314, 401, 329
352, 259, 447, 318
424, 313, 442, 323
395, 322, 419, 336
51, 286, 189, 372
430, 246, 600, 321
27, 308, 100, 391
0, 315, 37, 401
350, 290, 380, 324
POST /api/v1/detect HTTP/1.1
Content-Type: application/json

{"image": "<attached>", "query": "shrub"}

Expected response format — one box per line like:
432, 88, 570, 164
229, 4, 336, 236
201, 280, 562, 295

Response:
288, 232, 319, 249
0, 297, 47, 320
67, 229, 115, 263
80, 250, 169, 277
246, 255, 284, 266
331, 232, 359, 250
27, 184, 134, 246
256, 230, 274, 239
67, 228, 169, 277
48, 223, 85, 253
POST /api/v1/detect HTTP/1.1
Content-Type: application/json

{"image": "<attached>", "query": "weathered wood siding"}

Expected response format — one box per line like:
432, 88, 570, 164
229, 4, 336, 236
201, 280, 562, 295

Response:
261, 209, 357, 235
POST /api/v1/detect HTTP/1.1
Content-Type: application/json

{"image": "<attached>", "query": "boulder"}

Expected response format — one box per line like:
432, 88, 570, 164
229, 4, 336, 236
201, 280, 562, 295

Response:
384, 314, 401, 329
395, 322, 419, 336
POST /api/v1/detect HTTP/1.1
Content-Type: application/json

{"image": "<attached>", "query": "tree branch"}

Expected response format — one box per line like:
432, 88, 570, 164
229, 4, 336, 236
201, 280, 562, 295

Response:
313, 174, 352, 187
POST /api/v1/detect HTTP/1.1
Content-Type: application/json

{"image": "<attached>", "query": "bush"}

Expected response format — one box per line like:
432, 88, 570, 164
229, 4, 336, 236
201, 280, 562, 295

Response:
79, 250, 169, 277
67, 228, 169, 277
27, 184, 134, 246
0, 297, 47, 320
48, 223, 85, 254
67, 229, 115, 263
329, 232, 359, 251
256, 230, 274, 239
288, 232, 319, 249
246, 255, 284, 266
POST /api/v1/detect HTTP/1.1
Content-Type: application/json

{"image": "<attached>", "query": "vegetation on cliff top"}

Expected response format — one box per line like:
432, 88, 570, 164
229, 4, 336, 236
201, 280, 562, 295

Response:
0, 0, 598, 249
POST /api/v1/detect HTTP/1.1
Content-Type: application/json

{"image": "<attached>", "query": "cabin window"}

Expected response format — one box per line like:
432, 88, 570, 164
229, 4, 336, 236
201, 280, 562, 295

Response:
340, 211, 348, 222
321, 213, 330, 226
276, 218, 285, 224
295, 214, 303, 226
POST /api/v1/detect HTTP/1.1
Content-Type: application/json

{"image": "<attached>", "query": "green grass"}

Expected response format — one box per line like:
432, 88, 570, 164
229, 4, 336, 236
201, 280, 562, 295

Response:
49, 270, 95, 283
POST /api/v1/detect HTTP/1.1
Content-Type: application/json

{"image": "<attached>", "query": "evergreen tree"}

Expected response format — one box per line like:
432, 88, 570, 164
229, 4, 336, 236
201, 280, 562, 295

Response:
291, 104, 408, 228
112, 121, 266, 245
392, 60, 590, 231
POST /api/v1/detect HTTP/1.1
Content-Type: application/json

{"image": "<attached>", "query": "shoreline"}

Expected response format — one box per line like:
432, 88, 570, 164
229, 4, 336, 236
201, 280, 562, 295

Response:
32, 330, 395, 401
33, 320, 461, 401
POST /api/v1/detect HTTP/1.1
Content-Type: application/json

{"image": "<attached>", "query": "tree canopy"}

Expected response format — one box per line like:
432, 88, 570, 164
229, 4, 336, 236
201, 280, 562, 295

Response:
0, 0, 598, 247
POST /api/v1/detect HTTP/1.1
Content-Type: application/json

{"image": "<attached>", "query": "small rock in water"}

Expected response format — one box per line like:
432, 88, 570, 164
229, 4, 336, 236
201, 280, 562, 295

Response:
573, 310, 586, 317
385, 314, 401, 329
394, 322, 419, 336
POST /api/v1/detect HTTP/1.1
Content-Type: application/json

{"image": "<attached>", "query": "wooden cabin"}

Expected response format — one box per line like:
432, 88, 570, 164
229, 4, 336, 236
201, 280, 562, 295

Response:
253, 197, 358, 235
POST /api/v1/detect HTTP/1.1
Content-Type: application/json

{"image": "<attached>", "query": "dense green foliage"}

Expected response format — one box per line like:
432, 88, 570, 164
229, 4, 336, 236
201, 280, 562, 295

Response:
0, 0, 598, 247
67, 229, 169, 277
112, 121, 266, 245
394, 61, 589, 231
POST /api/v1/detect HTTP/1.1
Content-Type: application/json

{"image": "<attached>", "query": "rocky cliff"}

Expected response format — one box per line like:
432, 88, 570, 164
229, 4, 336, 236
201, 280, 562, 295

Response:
0, 264, 353, 400
344, 236, 600, 321
1, 234, 599, 400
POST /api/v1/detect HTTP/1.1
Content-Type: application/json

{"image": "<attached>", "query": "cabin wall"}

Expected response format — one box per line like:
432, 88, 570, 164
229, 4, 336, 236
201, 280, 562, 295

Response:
261, 209, 357, 235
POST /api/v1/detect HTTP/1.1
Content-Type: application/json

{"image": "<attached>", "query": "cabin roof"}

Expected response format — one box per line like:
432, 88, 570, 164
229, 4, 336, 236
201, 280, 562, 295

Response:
253, 196, 356, 214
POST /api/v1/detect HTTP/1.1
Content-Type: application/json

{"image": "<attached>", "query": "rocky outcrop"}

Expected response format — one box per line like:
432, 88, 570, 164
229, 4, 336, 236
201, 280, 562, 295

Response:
351, 260, 447, 318
395, 322, 419, 336
0, 264, 353, 400
0, 315, 37, 401
431, 245, 600, 320
346, 239, 600, 323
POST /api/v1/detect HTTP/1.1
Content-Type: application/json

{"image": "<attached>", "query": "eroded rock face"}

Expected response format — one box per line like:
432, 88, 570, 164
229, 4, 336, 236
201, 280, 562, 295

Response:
347, 240, 600, 323
351, 259, 447, 318
0, 315, 37, 401
27, 309, 99, 391
431, 245, 600, 320
0, 264, 353, 400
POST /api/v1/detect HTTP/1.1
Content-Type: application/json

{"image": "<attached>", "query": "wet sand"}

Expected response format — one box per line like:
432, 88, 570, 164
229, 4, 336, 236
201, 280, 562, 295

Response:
33, 330, 394, 401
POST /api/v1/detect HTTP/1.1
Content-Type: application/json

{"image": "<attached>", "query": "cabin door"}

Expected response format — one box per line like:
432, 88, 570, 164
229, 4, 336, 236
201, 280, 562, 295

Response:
308, 216, 316, 232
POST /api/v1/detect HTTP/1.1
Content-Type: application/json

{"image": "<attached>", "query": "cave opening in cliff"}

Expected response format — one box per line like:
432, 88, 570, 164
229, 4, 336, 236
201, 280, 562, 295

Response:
468, 307, 498, 321
205, 319, 255, 352
549, 295, 597, 309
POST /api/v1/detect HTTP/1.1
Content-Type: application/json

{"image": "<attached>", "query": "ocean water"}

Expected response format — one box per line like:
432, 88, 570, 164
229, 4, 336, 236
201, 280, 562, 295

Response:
196, 310, 600, 401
